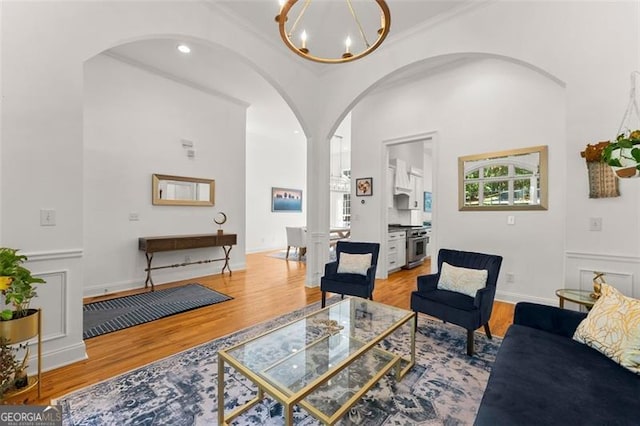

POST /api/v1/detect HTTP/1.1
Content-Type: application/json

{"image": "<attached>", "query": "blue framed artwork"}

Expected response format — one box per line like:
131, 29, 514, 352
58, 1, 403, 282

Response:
424, 191, 432, 212
271, 187, 303, 212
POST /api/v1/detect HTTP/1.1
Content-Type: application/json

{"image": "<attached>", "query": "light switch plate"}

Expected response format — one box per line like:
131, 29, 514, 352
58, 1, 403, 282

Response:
589, 217, 602, 231
40, 209, 56, 226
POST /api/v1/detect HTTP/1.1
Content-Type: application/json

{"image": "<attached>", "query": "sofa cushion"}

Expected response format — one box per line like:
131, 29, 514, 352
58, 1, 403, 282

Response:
475, 324, 640, 425
437, 262, 488, 297
573, 283, 640, 374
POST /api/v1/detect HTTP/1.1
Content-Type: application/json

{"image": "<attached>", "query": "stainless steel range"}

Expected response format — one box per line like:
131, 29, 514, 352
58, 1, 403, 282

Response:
405, 227, 428, 269
389, 225, 429, 269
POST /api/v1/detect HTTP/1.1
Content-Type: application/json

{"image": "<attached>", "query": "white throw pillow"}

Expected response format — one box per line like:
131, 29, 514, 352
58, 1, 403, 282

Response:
436, 262, 488, 297
573, 283, 640, 374
337, 253, 372, 276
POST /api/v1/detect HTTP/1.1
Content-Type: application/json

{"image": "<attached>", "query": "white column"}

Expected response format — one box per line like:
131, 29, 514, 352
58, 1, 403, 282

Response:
305, 133, 331, 287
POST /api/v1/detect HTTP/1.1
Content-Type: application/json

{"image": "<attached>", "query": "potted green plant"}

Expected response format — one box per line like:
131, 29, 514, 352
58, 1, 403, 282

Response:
0, 337, 19, 401
602, 129, 640, 178
0, 248, 45, 321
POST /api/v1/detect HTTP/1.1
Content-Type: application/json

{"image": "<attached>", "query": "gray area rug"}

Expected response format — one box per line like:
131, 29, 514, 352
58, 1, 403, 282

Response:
62, 297, 500, 425
83, 283, 232, 339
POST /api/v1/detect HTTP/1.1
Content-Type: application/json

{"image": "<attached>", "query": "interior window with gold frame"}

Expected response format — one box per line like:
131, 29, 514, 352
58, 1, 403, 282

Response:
458, 145, 548, 211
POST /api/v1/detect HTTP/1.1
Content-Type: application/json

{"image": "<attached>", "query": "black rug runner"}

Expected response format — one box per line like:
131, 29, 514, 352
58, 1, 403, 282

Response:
83, 283, 232, 339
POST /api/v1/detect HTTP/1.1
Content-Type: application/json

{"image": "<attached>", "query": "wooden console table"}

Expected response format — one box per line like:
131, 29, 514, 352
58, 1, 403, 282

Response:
138, 233, 237, 291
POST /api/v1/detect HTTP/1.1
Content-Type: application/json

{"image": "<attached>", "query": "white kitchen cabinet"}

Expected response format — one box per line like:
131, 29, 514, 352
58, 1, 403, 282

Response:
396, 174, 423, 210
387, 230, 406, 273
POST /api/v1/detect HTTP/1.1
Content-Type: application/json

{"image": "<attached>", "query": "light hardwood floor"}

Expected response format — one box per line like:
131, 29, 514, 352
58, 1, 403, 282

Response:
14, 250, 514, 405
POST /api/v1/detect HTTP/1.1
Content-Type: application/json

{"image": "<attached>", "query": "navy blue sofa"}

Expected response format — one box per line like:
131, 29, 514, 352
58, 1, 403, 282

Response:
475, 302, 640, 425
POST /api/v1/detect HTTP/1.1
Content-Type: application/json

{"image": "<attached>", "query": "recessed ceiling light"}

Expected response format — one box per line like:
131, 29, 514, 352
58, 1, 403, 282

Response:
177, 44, 191, 54
293, 130, 300, 134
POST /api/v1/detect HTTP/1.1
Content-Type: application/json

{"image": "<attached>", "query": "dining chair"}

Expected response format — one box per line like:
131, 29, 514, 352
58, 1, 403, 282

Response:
285, 226, 307, 259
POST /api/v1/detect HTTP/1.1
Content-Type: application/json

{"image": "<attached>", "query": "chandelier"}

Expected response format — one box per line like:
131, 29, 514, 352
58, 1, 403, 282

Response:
275, 0, 391, 64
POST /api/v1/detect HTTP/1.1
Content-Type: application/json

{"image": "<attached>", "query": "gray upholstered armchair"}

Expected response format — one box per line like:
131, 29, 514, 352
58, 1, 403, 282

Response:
321, 241, 380, 308
410, 248, 503, 355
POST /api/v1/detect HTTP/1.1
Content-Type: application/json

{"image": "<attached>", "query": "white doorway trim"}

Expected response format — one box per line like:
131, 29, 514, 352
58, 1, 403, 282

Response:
380, 131, 439, 278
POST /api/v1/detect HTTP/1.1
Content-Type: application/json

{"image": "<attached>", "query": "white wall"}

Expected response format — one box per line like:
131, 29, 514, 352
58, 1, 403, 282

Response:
245, 130, 306, 252
329, 114, 352, 228
352, 58, 566, 303
2, 0, 639, 370
83, 54, 247, 295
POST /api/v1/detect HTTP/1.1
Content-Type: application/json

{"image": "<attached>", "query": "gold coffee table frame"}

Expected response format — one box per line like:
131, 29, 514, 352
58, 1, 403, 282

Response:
218, 299, 415, 425
555, 288, 597, 310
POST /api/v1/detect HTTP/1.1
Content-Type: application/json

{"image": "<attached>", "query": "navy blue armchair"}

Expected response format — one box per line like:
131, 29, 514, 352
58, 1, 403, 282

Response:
321, 241, 380, 308
411, 248, 503, 355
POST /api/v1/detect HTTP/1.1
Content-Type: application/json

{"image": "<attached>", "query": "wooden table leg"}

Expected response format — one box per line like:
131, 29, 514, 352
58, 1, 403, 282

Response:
559, 297, 564, 309
144, 252, 154, 291
221, 245, 233, 276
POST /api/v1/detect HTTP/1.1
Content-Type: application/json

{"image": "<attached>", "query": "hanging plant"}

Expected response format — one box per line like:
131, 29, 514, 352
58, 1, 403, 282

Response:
602, 129, 640, 178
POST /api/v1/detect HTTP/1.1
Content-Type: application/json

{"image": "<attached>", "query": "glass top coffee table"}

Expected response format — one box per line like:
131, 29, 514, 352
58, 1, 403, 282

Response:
217, 298, 415, 425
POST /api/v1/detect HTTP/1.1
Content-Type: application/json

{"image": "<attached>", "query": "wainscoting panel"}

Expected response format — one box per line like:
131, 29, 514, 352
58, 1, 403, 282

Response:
566, 251, 639, 299
22, 248, 87, 371
32, 270, 68, 342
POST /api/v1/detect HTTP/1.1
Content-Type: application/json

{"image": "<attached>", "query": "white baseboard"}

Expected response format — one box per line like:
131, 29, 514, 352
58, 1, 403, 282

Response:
495, 290, 556, 307
83, 261, 246, 297
38, 342, 87, 374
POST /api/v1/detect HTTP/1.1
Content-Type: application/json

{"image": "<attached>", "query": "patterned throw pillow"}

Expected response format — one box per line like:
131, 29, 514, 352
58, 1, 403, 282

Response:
337, 253, 372, 276
573, 283, 640, 374
436, 262, 488, 297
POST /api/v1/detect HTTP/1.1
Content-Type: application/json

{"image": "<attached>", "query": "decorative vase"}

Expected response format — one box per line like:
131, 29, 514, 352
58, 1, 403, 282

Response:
591, 272, 605, 300
13, 370, 27, 389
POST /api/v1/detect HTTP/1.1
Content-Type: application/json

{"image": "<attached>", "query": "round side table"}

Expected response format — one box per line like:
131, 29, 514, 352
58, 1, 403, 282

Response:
555, 289, 597, 310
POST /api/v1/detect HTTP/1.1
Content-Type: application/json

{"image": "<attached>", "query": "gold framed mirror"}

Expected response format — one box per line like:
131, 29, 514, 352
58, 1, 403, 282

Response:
152, 174, 215, 206
458, 145, 548, 211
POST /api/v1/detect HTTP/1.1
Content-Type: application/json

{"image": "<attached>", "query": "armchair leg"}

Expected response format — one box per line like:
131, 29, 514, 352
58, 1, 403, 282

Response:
467, 330, 475, 356
286, 246, 291, 259
484, 323, 492, 340
414, 312, 418, 330
321, 291, 326, 308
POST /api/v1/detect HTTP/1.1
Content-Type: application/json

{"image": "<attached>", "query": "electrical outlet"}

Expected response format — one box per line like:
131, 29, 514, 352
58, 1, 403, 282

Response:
506, 273, 515, 283
129, 212, 140, 221
184, 255, 191, 263
589, 217, 602, 231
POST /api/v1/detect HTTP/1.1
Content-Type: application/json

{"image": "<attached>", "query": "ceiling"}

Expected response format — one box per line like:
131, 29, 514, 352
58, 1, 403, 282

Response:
214, 0, 470, 69
104, 1, 473, 142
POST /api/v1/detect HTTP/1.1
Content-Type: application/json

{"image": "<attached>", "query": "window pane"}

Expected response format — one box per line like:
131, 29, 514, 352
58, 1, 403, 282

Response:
483, 181, 509, 204
465, 183, 479, 205
466, 170, 480, 179
514, 178, 539, 204
484, 165, 508, 177
515, 167, 533, 176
